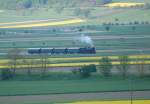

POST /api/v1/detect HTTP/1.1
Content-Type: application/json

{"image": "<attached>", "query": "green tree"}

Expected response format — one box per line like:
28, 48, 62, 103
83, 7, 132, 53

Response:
99, 57, 112, 77
117, 56, 130, 79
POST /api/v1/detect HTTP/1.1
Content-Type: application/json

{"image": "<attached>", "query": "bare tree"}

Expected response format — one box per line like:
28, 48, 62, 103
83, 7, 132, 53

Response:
39, 42, 49, 78
117, 56, 130, 79
98, 57, 112, 77
136, 58, 146, 77
22, 58, 32, 78
7, 48, 23, 76
40, 53, 49, 78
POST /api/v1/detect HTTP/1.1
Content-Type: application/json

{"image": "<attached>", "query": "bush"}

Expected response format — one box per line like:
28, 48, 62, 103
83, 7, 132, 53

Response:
145, 21, 149, 24
132, 26, 136, 30
105, 26, 110, 31
1, 69, 12, 80
134, 21, 139, 24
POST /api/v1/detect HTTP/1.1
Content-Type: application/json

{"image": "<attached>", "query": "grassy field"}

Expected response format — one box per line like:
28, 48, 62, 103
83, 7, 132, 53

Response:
0, 77, 150, 96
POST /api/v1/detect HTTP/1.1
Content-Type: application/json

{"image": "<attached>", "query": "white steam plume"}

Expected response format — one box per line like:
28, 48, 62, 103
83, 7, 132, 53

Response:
77, 34, 94, 46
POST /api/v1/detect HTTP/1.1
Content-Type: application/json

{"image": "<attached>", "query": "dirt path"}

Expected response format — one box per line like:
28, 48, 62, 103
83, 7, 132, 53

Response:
0, 91, 150, 104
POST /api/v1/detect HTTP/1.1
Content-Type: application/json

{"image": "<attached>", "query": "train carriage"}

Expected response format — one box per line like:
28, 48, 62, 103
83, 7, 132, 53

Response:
28, 47, 96, 54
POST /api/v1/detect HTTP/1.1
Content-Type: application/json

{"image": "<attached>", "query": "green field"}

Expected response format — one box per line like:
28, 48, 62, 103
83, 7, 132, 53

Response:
0, 76, 150, 96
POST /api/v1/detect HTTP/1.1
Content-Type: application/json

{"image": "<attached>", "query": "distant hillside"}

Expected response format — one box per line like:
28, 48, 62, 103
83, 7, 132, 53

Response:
0, 0, 149, 10
0, 0, 112, 10
0, 0, 149, 24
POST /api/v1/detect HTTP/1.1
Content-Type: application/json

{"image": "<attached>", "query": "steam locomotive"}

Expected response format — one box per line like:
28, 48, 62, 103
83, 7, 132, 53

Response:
28, 47, 96, 54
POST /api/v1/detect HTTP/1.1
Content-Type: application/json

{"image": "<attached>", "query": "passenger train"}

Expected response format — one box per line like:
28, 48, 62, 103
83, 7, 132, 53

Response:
28, 47, 96, 54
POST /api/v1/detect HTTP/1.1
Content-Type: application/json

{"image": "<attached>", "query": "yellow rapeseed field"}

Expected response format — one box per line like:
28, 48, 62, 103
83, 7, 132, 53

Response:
0, 61, 150, 69
67, 100, 150, 104
105, 2, 145, 8
0, 55, 150, 64
0, 18, 86, 28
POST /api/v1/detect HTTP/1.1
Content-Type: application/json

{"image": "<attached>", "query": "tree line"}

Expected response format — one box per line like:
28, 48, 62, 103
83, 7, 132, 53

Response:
1, 48, 150, 80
